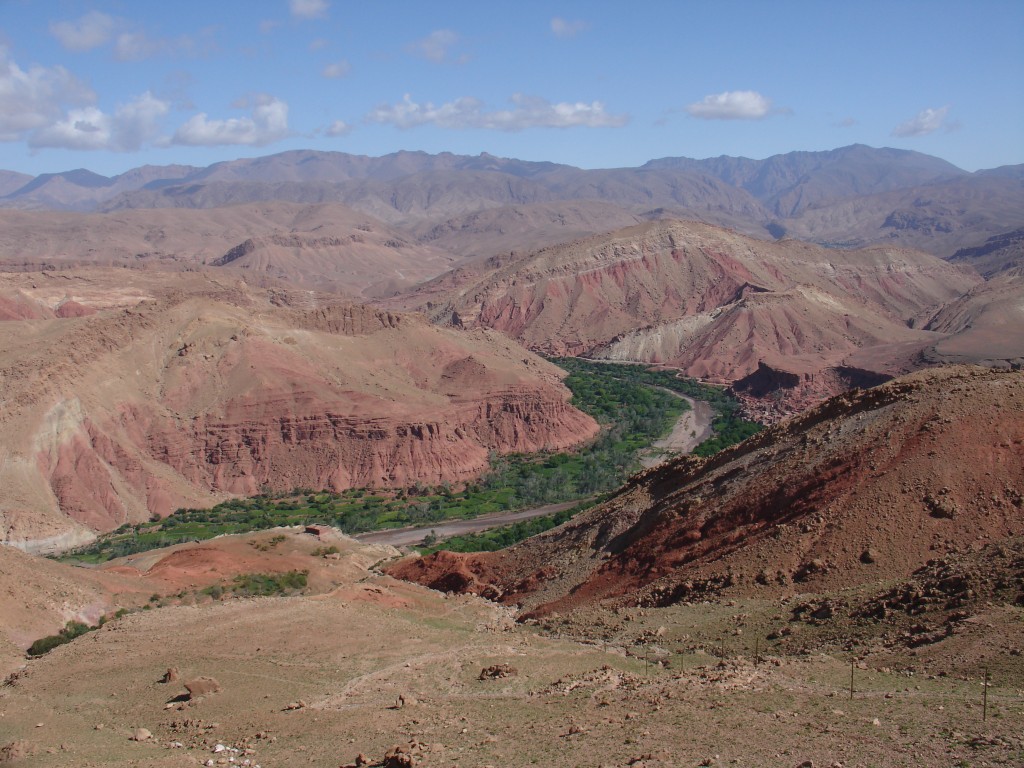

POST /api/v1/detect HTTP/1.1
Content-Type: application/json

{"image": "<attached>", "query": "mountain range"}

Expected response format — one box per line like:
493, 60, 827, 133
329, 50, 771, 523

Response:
5, 145, 1023, 257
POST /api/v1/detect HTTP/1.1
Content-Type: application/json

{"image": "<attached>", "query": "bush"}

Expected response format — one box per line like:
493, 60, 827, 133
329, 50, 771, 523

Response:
27, 619, 97, 656
230, 570, 308, 597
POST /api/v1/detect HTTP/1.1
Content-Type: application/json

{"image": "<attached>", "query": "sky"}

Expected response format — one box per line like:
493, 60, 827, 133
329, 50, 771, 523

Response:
1, 0, 1022, 177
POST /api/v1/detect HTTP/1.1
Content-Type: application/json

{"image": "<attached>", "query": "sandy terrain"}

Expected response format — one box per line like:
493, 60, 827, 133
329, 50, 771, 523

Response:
640, 394, 714, 468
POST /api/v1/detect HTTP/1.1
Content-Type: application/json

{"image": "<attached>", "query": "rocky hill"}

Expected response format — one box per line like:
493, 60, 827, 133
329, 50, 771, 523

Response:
389, 219, 980, 409
391, 366, 1024, 616
0, 269, 596, 553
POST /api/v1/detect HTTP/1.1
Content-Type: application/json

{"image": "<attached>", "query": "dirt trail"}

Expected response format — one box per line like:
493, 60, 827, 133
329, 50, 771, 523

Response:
354, 500, 581, 548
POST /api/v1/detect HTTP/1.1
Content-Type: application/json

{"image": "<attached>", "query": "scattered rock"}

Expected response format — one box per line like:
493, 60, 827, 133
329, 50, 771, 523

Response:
130, 728, 152, 742
478, 664, 517, 680
161, 667, 180, 684
924, 494, 958, 519
0, 740, 34, 763
283, 700, 307, 711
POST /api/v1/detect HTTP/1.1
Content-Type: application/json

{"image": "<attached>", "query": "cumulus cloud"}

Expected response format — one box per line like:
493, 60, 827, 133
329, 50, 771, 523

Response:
0, 48, 95, 140
550, 17, 588, 38
891, 105, 950, 137
686, 90, 774, 120
50, 11, 119, 52
28, 91, 169, 151
366, 93, 628, 131
407, 29, 459, 63
322, 60, 351, 78
290, 0, 329, 20
325, 119, 351, 137
172, 95, 289, 146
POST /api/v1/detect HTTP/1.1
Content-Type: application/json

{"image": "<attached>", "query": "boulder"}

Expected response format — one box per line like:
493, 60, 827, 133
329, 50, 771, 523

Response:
184, 676, 221, 700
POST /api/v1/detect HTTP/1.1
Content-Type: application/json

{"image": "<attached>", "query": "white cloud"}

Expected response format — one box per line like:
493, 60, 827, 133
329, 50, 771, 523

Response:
289, 0, 329, 20
30, 107, 109, 149
114, 31, 166, 61
0, 48, 95, 140
550, 17, 588, 38
172, 95, 289, 146
50, 11, 212, 61
50, 11, 119, 52
325, 119, 351, 137
322, 60, 351, 78
686, 90, 773, 120
366, 93, 628, 131
892, 105, 950, 137
407, 29, 459, 63
28, 92, 169, 151
836, 116, 858, 128
308, 38, 329, 51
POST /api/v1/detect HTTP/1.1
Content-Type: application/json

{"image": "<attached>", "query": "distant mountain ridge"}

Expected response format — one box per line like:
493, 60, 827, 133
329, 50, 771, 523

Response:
643, 144, 967, 216
4, 145, 1022, 257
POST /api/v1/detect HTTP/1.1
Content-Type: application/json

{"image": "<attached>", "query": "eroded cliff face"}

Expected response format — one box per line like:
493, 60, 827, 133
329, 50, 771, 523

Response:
0, 276, 597, 551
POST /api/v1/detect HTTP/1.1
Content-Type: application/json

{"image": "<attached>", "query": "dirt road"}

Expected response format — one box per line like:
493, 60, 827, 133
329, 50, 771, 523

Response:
353, 500, 582, 548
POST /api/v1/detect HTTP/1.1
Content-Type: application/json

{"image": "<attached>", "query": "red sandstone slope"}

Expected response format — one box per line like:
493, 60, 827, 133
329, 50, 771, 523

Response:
0, 271, 596, 553
389, 219, 979, 385
390, 366, 1024, 615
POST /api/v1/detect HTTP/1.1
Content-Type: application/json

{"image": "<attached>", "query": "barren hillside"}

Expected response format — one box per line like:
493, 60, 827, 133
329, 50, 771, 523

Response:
0, 202, 458, 299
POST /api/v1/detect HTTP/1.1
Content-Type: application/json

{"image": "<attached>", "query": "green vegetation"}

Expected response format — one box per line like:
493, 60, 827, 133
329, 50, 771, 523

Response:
552, 358, 761, 459
58, 358, 759, 564
226, 570, 308, 597
27, 619, 96, 656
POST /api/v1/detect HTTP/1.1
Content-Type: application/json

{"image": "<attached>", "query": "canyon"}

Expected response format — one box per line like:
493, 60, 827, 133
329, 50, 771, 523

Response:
1, 144, 1022, 768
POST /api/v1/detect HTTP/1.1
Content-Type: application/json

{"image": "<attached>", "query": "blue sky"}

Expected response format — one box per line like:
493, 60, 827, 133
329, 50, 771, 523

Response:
1, 0, 1022, 176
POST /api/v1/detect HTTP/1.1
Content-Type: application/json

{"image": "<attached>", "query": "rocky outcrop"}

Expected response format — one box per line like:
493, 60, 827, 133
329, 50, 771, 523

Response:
731, 362, 892, 422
